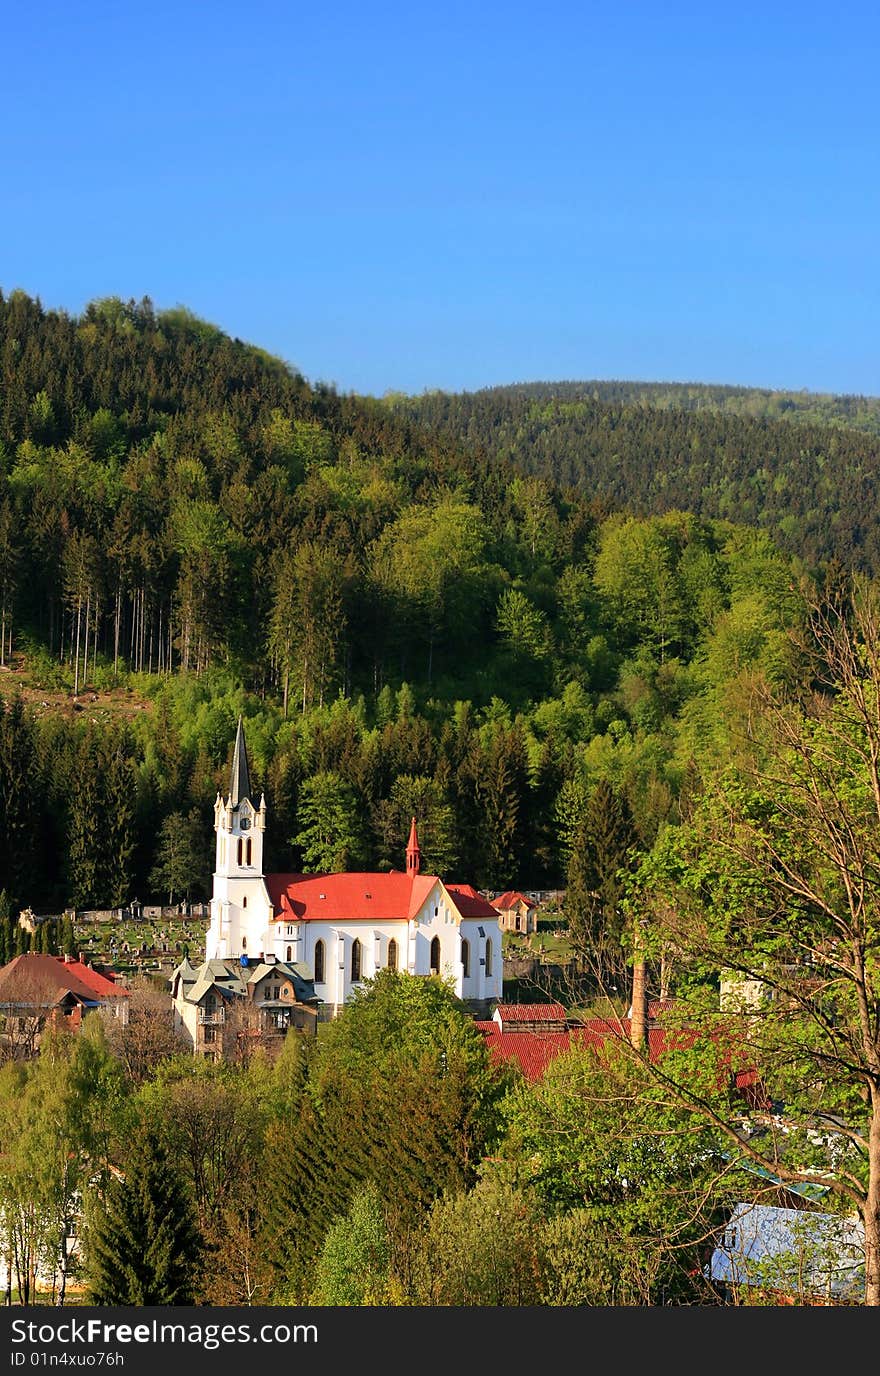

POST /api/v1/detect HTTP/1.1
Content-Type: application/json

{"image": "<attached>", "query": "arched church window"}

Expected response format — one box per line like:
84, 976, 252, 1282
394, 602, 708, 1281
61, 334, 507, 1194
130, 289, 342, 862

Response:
461, 938, 470, 978
430, 936, 441, 974
351, 939, 362, 982
314, 940, 325, 984
237, 838, 243, 866
241, 936, 247, 952
246, 838, 252, 866
242, 896, 247, 909
287, 946, 292, 962
485, 939, 492, 977
388, 938, 398, 971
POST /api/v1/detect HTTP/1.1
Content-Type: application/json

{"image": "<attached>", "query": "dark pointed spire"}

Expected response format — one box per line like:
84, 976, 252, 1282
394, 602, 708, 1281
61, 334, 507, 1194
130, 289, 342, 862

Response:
406, 817, 421, 876
228, 716, 252, 807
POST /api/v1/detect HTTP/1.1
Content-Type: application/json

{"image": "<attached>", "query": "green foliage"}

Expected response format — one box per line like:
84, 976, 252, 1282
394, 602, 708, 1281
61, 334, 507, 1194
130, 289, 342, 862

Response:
310, 1181, 393, 1305
497, 1039, 730, 1302
292, 770, 368, 872
407, 1175, 545, 1305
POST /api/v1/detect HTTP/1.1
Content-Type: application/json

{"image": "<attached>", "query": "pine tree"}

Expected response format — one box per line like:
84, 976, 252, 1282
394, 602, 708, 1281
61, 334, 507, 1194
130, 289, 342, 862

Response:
85, 1125, 202, 1305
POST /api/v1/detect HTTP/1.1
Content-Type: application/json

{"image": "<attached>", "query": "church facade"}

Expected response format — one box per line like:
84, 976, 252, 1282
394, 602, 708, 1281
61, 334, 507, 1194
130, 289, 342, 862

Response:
204, 718, 504, 1016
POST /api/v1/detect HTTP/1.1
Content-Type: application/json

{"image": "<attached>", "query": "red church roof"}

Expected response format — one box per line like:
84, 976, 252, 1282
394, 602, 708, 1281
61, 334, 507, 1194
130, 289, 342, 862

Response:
444, 884, 500, 920
265, 871, 500, 924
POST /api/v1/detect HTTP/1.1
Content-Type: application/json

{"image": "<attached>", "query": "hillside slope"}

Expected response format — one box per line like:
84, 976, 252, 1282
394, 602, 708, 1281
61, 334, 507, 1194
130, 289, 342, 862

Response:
393, 382, 880, 574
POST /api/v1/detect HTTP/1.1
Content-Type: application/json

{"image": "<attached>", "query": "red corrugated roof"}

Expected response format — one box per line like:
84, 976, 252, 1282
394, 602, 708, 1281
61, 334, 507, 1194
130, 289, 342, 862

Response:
495, 1002, 566, 1023
265, 872, 499, 924
479, 1018, 703, 1082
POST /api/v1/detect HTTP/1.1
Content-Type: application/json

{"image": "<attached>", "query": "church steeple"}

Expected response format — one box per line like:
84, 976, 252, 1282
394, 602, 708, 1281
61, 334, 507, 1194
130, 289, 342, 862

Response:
406, 817, 422, 876
207, 717, 268, 962
228, 715, 252, 808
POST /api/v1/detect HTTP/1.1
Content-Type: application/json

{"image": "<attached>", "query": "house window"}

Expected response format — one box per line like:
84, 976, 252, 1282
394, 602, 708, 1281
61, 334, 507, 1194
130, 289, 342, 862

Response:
287, 945, 292, 961
461, 938, 470, 978
203, 1026, 216, 1044
351, 939, 362, 982
314, 940, 325, 984
485, 939, 492, 978
430, 936, 440, 974
388, 938, 398, 971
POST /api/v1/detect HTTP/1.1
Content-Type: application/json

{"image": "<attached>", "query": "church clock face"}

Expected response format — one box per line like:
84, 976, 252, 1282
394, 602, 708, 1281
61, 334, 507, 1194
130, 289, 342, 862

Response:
240, 817, 250, 830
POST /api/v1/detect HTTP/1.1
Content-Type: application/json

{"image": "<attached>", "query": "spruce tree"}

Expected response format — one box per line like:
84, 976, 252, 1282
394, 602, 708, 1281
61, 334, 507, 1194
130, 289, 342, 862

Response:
86, 1125, 202, 1305
0, 695, 42, 910
61, 914, 77, 958
564, 778, 639, 985
100, 733, 136, 907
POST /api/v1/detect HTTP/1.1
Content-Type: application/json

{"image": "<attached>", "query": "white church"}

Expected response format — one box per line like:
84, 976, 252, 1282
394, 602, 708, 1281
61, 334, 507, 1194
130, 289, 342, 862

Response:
202, 716, 504, 1018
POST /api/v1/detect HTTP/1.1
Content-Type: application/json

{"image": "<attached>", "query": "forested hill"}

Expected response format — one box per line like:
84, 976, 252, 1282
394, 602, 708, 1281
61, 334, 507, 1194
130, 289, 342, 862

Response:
422, 379, 880, 434
0, 287, 819, 915
0, 287, 570, 696
392, 381, 880, 574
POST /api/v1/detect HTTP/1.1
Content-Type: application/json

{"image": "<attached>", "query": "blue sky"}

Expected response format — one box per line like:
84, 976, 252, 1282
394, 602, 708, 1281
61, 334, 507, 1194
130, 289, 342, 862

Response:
3, 1, 878, 397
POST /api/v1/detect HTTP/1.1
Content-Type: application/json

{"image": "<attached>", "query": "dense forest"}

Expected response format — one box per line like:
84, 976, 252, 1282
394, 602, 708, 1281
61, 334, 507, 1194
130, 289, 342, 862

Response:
394, 380, 880, 573
0, 288, 813, 918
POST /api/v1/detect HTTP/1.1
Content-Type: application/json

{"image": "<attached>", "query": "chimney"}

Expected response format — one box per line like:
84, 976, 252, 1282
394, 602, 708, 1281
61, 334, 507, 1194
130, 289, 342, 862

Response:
630, 923, 647, 1051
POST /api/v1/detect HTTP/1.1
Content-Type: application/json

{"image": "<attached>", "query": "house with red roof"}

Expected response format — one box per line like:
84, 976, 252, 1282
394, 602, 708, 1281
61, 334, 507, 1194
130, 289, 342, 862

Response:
203, 719, 504, 1017
0, 952, 130, 1057
492, 890, 539, 935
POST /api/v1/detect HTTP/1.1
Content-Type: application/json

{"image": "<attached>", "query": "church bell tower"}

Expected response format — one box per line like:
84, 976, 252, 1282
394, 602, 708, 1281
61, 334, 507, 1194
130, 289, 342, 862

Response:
205, 716, 269, 960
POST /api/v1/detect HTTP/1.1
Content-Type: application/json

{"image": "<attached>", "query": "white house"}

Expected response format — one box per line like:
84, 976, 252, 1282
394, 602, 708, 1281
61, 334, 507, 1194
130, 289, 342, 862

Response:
204, 718, 504, 1016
